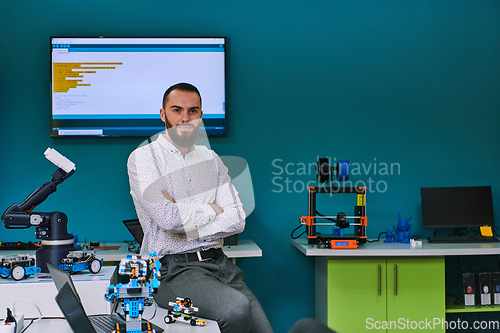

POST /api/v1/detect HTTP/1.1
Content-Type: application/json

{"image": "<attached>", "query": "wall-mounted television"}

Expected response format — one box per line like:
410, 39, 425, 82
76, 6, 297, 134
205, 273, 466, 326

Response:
50, 37, 226, 137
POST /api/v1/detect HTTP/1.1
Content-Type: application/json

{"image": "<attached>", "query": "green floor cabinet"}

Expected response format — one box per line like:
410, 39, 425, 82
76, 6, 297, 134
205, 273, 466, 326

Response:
316, 257, 445, 333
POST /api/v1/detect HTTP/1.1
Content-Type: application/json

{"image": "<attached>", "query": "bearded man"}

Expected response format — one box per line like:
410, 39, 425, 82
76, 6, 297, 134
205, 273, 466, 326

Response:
127, 83, 272, 333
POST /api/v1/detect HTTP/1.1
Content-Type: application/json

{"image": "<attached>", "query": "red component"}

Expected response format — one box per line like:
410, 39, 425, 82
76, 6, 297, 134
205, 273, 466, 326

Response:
301, 216, 315, 227
360, 216, 368, 226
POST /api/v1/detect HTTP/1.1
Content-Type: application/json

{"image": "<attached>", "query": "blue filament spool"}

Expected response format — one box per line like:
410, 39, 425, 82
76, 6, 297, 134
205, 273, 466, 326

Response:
337, 160, 349, 182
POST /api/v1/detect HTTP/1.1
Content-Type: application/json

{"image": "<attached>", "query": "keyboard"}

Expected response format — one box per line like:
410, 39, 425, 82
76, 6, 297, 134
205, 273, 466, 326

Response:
89, 315, 123, 332
89, 314, 164, 333
427, 235, 500, 243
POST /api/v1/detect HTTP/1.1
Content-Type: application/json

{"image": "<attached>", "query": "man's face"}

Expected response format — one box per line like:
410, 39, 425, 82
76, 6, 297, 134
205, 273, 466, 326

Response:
160, 89, 203, 148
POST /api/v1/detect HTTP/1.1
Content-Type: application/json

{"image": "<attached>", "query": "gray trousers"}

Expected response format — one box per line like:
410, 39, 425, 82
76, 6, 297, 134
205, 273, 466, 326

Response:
289, 318, 337, 333
154, 253, 273, 333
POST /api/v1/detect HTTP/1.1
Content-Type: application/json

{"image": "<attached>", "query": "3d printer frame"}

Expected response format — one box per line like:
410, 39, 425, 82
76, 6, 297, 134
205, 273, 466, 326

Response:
301, 186, 367, 249
299, 157, 368, 249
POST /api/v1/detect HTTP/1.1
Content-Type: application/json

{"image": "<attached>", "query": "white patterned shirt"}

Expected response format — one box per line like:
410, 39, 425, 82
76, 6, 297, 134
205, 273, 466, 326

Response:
127, 135, 245, 258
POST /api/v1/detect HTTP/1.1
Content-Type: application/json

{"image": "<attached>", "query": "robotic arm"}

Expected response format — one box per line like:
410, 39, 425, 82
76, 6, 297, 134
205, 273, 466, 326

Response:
1, 148, 80, 272
2, 148, 75, 233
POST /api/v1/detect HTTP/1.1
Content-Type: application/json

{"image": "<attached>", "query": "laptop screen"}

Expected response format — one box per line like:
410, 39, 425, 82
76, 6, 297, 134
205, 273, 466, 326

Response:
122, 219, 144, 245
47, 262, 81, 302
55, 282, 97, 333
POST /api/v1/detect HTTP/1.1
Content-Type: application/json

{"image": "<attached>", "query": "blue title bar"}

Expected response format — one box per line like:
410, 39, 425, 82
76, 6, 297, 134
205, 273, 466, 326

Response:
52, 44, 224, 52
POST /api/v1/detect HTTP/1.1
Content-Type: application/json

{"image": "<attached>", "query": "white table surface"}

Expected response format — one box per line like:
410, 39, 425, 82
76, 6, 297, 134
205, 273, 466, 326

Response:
22, 317, 220, 333
93, 239, 262, 261
292, 238, 500, 257
22, 305, 221, 333
0, 239, 262, 262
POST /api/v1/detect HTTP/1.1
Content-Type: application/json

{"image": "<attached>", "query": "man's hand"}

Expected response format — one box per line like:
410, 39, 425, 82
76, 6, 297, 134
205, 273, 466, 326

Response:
185, 229, 200, 239
209, 203, 223, 216
162, 190, 175, 203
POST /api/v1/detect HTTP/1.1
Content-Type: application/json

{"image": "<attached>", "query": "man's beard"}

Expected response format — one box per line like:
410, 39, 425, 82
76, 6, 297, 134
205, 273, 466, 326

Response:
165, 119, 199, 148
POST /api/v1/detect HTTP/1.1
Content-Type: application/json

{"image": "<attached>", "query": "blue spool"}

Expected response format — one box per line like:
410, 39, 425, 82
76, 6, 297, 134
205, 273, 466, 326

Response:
337, 160, 349, 182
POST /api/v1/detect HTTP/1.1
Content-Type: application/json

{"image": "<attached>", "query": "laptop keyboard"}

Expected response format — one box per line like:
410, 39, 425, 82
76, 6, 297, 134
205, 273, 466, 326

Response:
89, 315, 124, 331
89, 314, 163, 333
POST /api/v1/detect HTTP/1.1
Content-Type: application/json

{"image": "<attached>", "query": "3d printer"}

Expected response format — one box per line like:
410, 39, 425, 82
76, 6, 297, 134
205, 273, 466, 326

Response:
1, 148, 80, 272
298, 157, 367, 249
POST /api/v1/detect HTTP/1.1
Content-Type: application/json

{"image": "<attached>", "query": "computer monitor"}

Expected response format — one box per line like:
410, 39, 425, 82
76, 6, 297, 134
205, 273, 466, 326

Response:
421, 186, 495, 235
50, 37, 226, 137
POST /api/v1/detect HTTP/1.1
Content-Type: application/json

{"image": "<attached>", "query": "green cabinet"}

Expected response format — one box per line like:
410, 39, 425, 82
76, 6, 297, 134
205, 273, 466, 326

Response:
317, 257, 445, 332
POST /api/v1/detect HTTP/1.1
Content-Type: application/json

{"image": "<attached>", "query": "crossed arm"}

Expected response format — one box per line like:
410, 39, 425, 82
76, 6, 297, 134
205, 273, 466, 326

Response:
128, 147, 245, 241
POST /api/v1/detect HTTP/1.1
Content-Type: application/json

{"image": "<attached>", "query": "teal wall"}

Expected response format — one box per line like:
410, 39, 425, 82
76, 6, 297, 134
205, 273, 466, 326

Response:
1, 1, 499, 331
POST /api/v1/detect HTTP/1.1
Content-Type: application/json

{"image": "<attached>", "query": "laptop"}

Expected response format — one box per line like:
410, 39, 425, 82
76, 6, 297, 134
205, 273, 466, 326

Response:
123, 218, 238, 246
48, 263, 163, 333
47, 262, 81, 302
122, 218, 144, 245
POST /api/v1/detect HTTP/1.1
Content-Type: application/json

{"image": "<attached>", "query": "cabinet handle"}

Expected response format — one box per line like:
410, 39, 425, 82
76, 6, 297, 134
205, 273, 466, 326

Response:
378, 265, 381, 296
394, 264, 398, 295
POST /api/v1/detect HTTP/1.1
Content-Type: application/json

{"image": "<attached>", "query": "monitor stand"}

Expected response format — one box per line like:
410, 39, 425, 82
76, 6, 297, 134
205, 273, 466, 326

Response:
453, 228, 467, 236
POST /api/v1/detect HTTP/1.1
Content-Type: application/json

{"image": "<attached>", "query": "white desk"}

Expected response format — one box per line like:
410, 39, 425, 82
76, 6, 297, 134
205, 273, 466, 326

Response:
0, 266, 116, 319
93, 239, 262, 263
0, 239, 262, 262
292, 238, 500, 257
96, 239, 262, 261
0, 239, 261, 269
21, 305, 221, 332
292, 238, 500, 333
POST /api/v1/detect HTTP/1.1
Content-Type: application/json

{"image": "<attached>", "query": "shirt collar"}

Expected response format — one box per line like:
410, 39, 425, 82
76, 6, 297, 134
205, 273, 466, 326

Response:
157, 134, 196, 155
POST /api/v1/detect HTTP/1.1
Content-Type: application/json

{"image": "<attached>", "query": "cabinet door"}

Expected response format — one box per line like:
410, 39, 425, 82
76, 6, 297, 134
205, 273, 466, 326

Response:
327, 258, 387, 333
386, 258, 445, 332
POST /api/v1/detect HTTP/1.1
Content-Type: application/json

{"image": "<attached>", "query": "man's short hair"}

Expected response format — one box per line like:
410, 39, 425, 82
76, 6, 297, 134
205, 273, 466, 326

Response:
162, 83, 202, 109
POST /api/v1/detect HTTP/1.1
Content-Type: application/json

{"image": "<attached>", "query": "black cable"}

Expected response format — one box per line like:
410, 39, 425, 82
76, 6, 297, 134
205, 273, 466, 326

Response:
291, 224, 306, 239
20, 317, 66, 333
367, 232, 386, 243
315, 210, 337, 224
20, 319, 34, 333
117, 312, 127, 321
124, 240, 140, 254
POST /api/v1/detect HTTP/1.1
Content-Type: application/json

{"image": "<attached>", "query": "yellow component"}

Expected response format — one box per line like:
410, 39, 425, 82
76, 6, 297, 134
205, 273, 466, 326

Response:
357, 194, 365, 206
480, 226, 493, 237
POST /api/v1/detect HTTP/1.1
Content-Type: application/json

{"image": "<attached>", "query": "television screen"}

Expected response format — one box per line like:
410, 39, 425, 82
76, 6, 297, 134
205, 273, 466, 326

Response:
50, 37, 226, 137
